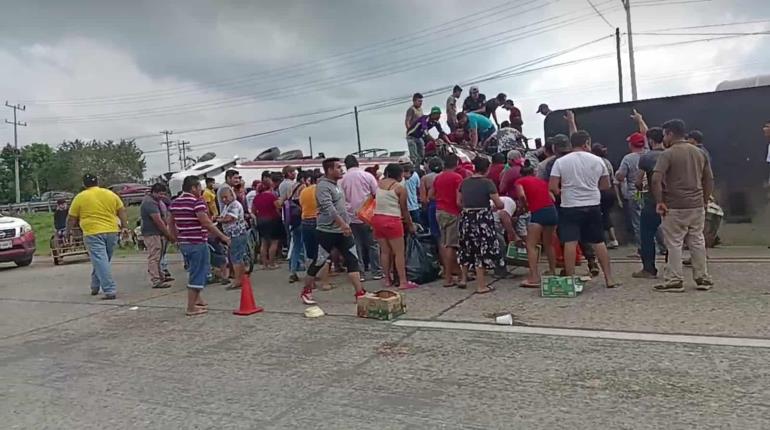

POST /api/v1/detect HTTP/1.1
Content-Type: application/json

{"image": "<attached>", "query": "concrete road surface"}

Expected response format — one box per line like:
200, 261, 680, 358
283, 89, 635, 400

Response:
1, 247, 769, 429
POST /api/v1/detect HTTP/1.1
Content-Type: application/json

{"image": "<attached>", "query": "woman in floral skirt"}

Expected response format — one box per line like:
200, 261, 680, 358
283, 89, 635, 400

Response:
457, 156, 504, 294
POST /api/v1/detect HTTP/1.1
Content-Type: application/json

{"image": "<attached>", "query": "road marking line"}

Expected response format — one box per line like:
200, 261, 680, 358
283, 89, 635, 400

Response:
392, 320, 770, 349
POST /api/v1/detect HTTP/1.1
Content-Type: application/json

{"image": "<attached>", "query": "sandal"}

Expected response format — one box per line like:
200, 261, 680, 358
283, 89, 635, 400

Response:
185, 308, 208, 316
442, 282, 456, 288
474, 286, 496, 295
519, 281, 540, 288
456, 282, 467, 290
606, 281, 623, 289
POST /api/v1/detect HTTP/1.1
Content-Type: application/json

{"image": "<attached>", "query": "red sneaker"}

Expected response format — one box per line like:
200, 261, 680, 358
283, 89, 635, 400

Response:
354, 289, 367, 301
399, 282, 419, 290
300, 288, 316, 305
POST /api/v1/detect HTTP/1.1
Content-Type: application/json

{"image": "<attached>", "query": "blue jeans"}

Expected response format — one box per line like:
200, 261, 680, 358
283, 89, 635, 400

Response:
289, 225, 305, 273
229, 234, 248, 264
351, 222, 381, 276
180, 243, 210, 289
640, 203, 662, 275
84, 233, 118, 295
625, 197, 642, 249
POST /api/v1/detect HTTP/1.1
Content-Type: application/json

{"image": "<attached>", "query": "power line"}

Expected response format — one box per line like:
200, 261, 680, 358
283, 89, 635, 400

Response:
20, 0, 544, 107
143, 111, 354, 155
641, 18, 770, 33
634, 31, 770, 37
28, 0, 618, 123
586, 0, 614, 28
634, 0, 713, 5
141, 36, 616, 156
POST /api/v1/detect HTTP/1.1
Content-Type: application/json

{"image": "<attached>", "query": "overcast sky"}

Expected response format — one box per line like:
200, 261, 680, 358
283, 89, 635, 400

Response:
0, 0, 768, 176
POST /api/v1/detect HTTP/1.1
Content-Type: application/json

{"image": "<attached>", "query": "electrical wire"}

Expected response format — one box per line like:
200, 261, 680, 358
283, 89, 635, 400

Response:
634, 31, 770, 37
640, 18, 770, 33
29, 1, 620, 123
141, 32, 769, 156
21, 0, 547, 106
586, 0, 614, 28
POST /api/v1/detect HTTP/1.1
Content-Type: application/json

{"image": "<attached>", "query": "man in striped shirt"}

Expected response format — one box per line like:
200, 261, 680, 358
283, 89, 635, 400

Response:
169, 176, 231, 316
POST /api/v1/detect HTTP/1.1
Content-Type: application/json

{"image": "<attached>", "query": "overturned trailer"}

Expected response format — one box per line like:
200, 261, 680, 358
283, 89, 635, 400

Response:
543, 84, 770, 245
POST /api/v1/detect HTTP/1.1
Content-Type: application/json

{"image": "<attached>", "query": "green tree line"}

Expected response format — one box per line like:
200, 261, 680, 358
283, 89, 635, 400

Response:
0, 139, 146, 203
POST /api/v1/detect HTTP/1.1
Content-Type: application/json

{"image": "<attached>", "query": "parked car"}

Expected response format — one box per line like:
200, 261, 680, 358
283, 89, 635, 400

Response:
108, 183, 150, 205
0, 213, 35, 267
38, 191, 75, 202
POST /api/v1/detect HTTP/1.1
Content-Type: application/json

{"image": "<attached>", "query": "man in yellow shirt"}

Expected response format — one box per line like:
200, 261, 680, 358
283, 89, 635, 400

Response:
67, 174, 129, 300
202, 177, 219, 218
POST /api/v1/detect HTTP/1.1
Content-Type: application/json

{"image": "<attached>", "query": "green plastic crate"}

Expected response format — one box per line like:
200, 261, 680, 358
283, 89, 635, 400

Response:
540, 276, 584, 298
506, 242, 539, 267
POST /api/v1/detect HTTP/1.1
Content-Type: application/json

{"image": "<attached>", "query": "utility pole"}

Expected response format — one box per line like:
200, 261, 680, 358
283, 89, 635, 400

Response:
5, 102, 27, 204
177, 140, 190, 169
160, 130, 173, 172
615, 27, 624, 102
308, 136, 313, 158
354, 106, 362, 153
622, 0, 638, 100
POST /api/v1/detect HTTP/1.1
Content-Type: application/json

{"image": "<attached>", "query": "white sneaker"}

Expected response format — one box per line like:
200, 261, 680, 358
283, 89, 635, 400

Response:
607, 240, 619, 249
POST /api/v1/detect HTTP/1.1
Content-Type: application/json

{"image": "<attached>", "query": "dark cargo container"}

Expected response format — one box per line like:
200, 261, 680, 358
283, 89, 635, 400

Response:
543, 85, 770, 243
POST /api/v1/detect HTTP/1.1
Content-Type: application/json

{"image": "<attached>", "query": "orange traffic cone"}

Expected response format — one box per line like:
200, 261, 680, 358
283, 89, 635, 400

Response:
233, 274, 264, 316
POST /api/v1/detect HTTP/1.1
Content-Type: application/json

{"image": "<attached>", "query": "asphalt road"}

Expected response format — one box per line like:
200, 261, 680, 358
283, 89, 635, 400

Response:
1, 249, 769, 429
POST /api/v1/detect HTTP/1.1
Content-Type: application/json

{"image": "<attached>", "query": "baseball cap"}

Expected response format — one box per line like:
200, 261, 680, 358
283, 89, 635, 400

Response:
536, 103, 550, 114
82, 173, 98, 187
397, 155, 411, 164
470, 86, 479, 93
430, 106, 442, 115
627, 132, 646, 148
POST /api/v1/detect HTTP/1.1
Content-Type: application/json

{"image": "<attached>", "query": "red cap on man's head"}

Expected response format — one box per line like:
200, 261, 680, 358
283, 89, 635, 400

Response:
627, 132, 646, 148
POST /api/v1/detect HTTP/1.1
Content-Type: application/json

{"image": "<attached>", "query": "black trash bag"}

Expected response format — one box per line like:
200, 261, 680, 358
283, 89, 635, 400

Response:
406, 234, 440, 284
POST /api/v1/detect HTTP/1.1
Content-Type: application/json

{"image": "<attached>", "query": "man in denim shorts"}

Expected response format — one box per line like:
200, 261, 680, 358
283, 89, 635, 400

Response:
169, 176, 231, 316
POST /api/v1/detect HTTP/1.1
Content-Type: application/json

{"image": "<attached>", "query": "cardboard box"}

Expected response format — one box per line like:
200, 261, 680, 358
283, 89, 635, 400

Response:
357, 290, 406, 320
540, 276, 584, 298
506, 242, 539, 267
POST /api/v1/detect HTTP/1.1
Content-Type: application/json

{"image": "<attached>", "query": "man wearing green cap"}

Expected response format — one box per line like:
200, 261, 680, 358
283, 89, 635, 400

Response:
406, 106, 448, 165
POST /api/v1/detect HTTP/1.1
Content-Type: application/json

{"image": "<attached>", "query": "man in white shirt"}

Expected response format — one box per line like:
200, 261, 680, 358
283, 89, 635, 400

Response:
339, 155, 382, 280
549, 123, 619, 288
446, 85, 462, 131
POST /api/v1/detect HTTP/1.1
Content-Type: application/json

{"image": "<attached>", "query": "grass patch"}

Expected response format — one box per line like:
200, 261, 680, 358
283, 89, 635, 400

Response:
20, 206, 142, 257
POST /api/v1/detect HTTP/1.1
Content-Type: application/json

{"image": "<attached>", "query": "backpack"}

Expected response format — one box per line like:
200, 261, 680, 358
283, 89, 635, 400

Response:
284, 184, 302, 228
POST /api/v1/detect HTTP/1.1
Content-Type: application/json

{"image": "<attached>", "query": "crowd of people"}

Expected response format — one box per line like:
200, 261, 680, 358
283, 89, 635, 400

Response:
62, 83, 768, 316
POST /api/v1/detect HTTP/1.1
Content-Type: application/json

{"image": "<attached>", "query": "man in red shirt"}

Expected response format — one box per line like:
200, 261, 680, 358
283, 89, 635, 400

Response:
486, 152, 506, 190
432, 153, 468, 287
499, 149, 524, 199
505, 100, 523, 132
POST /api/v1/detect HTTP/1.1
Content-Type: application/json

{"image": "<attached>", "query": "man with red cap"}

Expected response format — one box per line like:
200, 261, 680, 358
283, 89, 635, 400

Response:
615, 127, 648, 256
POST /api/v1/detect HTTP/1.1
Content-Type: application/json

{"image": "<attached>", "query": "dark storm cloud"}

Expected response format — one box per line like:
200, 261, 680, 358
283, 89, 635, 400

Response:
0, 0, 767, 174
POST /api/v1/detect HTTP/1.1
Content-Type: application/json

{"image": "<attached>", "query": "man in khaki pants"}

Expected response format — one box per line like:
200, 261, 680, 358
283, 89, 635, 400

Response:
651, 119, 714, 292
140, 183, 176, 288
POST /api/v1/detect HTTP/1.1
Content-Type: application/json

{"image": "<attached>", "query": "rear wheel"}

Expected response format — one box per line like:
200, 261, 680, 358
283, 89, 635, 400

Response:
15, 257, 33, 267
